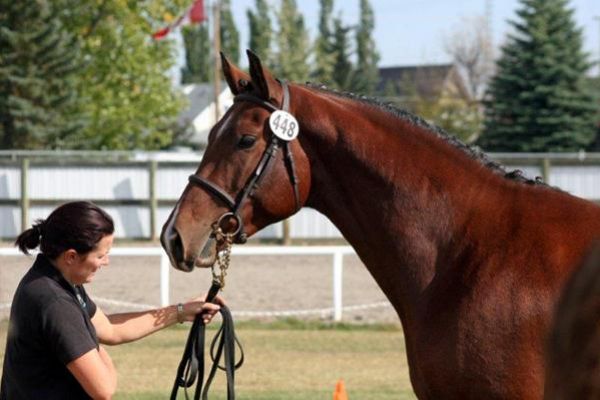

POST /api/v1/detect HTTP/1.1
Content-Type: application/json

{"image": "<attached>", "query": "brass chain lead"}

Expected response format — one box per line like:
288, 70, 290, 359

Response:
211, 226, 234, 290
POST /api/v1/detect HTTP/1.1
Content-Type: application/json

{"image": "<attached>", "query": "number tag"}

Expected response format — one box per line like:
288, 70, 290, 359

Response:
269, 110, 299, 141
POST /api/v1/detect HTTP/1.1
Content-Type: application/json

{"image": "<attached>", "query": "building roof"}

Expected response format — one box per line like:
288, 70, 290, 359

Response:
177, 82, 233, 145
377, 64, 470, 100
178, 82, 223, 126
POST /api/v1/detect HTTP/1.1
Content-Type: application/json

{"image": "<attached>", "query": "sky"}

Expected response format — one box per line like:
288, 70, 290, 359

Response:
218, 0, 600, 73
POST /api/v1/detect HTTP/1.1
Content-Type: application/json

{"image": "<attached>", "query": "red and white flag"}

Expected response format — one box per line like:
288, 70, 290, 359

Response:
152, 0, 207, 40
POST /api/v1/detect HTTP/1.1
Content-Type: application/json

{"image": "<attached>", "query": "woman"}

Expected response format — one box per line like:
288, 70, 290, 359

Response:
0, 201, 221, 400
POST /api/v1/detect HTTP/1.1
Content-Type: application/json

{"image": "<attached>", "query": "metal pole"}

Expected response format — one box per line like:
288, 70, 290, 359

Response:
333, 251, 343, 321
20, 158, 29, 231
213, 0, 221, 123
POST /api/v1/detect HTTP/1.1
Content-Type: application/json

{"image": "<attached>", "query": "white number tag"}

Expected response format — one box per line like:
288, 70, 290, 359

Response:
269, 110, 299, 141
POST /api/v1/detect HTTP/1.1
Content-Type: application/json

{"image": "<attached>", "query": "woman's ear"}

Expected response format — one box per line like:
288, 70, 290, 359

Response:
63, 249, 79, 266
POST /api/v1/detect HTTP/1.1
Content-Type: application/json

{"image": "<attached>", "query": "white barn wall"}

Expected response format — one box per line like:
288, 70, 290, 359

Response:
30, 166, 149, 200
0, 167, 20, 199
551, 166, 600, 199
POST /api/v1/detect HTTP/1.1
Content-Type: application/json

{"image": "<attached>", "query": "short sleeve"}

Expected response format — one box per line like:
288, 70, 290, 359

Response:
41, 298, 98, 365
87, 296, 97, 318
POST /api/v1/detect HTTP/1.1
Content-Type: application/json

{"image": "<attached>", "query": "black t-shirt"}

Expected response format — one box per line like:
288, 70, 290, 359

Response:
1, 254, 98, 399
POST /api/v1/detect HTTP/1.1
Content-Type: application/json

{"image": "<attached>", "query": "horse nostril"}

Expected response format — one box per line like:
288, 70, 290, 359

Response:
170, 229, 184, 264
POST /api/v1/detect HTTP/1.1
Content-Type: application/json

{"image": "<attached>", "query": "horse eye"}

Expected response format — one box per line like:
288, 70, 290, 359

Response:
237, 135, 256, 149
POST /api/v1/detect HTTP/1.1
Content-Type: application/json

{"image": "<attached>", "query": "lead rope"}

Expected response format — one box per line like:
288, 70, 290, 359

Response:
170, 227, 244, 400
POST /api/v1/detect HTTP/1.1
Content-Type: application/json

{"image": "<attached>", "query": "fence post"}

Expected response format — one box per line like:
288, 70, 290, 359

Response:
149, 160, 158, 241
542, 158, 551, 184
160, 253, 170, 307
333, 251, 343, 321
282, 219, 291, 245
20, 158, 29, 231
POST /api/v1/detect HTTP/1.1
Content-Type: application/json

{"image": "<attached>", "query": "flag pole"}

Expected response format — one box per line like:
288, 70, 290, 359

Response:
213, 0, 221, 123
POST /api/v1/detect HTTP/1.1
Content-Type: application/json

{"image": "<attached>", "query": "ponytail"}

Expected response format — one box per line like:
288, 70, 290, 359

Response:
14, 202, 114, 259
15, 219, 45, 255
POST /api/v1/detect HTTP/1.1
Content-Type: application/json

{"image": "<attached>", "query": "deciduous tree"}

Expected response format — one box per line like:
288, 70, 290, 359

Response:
220, 0, 240, 65
181, 23, 212, 84
273, 0, 310, 82
331, 16, 353, 90
351, 0, 379, 95
312, 0, 335, 85
247, 0, 272, 63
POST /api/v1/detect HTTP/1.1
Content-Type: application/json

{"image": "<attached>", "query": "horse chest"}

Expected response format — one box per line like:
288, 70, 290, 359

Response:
406, 286, 547, 399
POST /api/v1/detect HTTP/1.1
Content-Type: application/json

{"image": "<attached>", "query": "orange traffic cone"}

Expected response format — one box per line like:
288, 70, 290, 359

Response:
333, 379, 348, 400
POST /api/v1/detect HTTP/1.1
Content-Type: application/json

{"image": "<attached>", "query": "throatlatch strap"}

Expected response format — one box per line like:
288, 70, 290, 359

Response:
170, 282, 244, 400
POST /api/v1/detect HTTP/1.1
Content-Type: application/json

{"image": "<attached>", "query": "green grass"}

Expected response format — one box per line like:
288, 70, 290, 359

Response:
1, 319, 417, 400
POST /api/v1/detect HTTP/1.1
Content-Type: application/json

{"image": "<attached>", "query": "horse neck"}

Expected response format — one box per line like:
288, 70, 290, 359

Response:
293, 87, 508, 316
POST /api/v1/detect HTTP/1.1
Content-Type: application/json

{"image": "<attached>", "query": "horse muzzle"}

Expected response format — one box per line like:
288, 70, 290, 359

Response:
161, 225, 217, 271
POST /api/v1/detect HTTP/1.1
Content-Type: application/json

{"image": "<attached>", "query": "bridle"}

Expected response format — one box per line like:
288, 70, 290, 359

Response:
187, 80, 301, 243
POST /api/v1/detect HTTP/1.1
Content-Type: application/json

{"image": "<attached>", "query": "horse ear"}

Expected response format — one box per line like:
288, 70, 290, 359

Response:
221, 52, 251, 95
247, 49, 279, 101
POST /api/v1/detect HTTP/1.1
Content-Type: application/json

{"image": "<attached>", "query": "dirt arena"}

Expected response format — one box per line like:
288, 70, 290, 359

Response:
0, 246, 399, 324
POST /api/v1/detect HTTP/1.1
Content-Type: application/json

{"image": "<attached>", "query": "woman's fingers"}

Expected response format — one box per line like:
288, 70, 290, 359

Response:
180, 293, 227, 324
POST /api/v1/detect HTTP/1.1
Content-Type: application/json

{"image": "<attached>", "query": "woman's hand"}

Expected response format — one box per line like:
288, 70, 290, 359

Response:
181, 294, 225, 324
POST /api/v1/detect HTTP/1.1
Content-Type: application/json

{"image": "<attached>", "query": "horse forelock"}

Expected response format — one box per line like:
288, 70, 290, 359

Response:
303, 82, 547, 187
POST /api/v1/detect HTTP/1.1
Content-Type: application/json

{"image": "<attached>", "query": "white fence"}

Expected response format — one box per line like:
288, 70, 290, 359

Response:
1, 152, 600, 239
0, 156, 342, 240
0, 246, 392, 322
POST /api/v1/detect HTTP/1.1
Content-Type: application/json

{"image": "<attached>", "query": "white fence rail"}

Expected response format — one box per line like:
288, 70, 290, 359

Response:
0, 246, 380, 322
1, 152, 600, 240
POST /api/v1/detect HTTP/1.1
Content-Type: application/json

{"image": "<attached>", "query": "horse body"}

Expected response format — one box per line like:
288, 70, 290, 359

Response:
290, 84, 600, 398
161, 52, 600, 399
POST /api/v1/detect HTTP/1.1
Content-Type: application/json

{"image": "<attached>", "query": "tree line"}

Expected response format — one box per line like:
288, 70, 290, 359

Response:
0, 0, 598, 152
182, 0, 379, 95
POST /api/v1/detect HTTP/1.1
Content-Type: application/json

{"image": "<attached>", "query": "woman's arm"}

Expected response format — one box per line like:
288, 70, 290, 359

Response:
67, 346, 117, 400
91, 298, 221, 345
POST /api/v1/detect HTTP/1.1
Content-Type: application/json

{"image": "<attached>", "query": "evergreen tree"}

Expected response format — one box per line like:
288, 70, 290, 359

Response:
220, 0, 240, 65
588, 76, 600, 150
247, 0, 272, 64
480, 0, 596, 152
274, 0, 310, 82
312, 0, 335, 84
181, 23, 212, 84
331, 16, 353, 90
351, 0, 379, 95
0, 0, 83, 149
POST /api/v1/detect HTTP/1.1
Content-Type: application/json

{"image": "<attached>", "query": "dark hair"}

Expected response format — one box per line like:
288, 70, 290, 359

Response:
15, 201, 114, 259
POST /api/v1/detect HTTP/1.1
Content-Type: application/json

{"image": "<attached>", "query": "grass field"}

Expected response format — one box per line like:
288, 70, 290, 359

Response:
0, 319, 417, 399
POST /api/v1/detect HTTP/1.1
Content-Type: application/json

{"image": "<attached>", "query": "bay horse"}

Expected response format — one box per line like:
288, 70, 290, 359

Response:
161, 50, 600, 399
545, 241, 600, 400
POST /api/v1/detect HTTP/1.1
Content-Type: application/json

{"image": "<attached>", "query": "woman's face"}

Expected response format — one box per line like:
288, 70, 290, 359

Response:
71, 234, 114, 284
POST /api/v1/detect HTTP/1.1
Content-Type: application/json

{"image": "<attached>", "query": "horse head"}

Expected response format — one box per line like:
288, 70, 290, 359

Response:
161, 50, 311, 271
